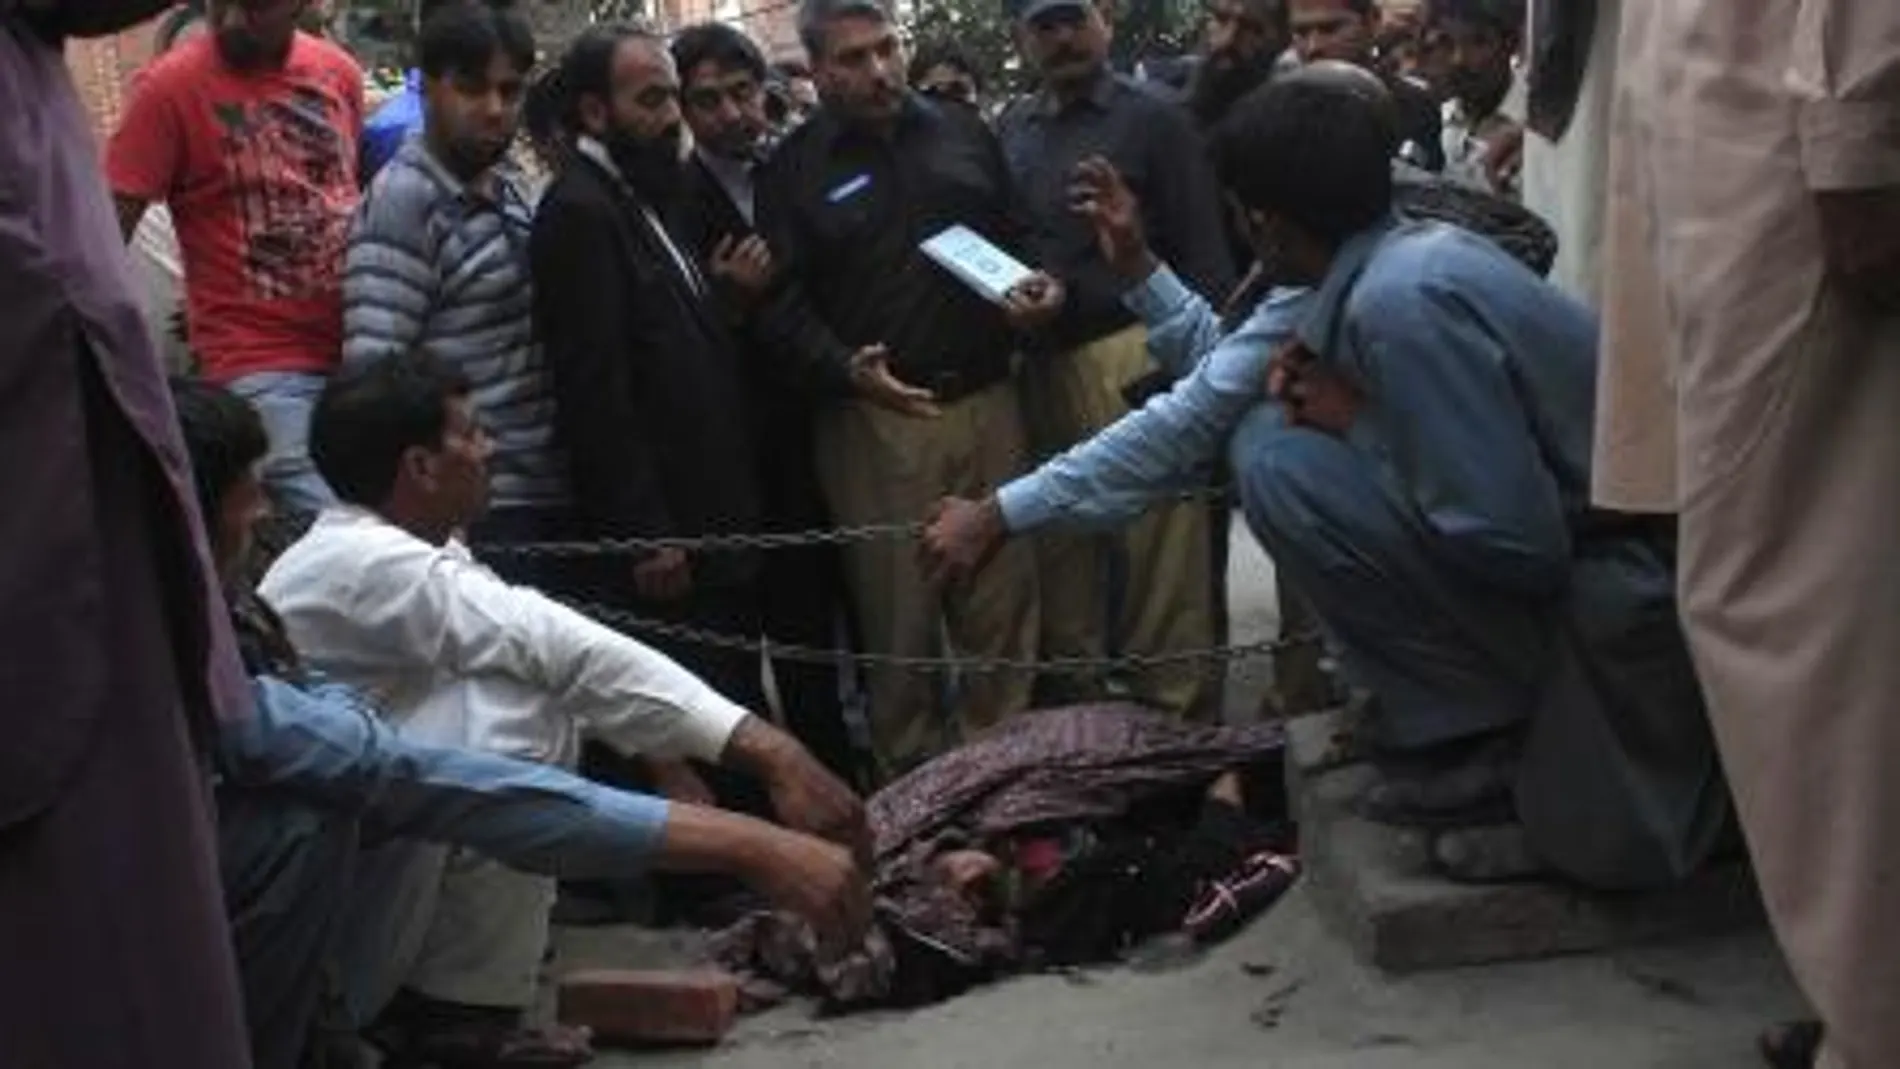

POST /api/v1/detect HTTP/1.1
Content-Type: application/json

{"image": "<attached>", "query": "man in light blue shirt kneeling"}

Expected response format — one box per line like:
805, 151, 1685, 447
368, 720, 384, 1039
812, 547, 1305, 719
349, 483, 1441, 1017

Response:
923, 65, 1728, 893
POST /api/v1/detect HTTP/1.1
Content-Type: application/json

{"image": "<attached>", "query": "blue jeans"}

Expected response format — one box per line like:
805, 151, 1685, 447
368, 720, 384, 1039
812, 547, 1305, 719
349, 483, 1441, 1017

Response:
226, 371, 334, 513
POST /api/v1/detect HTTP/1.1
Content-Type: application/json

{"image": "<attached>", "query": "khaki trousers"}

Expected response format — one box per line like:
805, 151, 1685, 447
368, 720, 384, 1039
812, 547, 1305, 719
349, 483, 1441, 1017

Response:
1020, 326, 1215, 719
814, 380, 1040, 774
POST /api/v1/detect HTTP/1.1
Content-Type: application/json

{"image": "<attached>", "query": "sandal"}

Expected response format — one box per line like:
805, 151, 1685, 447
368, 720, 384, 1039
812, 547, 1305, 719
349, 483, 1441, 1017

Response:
1758, 1020, 1823, 1069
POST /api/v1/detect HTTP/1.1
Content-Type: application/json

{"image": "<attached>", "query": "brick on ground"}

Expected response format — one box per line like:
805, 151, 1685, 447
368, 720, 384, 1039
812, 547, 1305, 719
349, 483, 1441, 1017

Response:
557, 968, 740, 1047
1286, 708, 1762, 974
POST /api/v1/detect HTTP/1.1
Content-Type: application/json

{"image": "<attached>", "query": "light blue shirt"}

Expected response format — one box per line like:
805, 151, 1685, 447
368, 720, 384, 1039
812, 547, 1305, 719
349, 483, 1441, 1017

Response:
220, 675, 671, 877
995, 266, 1312, 531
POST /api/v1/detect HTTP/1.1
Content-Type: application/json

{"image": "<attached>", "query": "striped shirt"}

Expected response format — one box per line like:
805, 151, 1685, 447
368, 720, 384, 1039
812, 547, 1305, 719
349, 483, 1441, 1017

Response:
343, 138, 569, 512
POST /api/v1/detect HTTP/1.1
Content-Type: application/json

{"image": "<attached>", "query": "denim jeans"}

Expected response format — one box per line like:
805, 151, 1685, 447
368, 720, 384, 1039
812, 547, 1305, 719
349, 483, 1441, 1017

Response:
227, 371, 334, 513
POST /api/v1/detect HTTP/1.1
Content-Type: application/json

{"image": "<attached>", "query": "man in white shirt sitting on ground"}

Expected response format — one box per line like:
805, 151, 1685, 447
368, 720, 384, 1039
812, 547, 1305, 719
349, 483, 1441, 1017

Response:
260, 352, 867, 1062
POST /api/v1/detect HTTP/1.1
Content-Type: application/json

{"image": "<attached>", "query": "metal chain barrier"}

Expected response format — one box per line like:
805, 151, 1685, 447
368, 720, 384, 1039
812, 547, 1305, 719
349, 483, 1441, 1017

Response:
563, 599, 1317, 676
473, 486, 1235, 560
479, 519, 930, 557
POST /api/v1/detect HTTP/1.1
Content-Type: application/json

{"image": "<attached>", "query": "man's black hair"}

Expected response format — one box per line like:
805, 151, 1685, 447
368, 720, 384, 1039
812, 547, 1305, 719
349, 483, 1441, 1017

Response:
907, 39, 982, 92
797, 0, 893, 62
171, 377, 269, 524
1429, 0, 1524, 38
671, 21, 767, 85
523, 63, 566, 146
415, 0, 536, 81
1212, 76, 1394, 246
309, 353, 473, 508
553, 22, 659, 133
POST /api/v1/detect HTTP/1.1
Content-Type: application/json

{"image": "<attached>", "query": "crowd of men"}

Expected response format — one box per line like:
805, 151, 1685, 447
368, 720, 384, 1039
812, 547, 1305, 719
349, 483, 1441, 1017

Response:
5, 0, 1897, 1067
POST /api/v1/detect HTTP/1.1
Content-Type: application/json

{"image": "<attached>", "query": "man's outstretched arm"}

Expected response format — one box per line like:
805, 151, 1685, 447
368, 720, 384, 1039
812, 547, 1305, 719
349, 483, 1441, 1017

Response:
220, 676, 871, 945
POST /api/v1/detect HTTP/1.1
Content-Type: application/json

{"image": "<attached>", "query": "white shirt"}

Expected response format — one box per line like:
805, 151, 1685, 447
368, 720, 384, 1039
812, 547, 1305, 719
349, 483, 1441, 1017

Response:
258, 507, 749, 767
695, 146, 756, 227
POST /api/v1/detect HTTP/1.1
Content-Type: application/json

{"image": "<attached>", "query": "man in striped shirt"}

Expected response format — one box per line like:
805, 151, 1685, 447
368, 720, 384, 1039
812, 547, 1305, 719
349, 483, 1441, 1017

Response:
342, 0, 570, 556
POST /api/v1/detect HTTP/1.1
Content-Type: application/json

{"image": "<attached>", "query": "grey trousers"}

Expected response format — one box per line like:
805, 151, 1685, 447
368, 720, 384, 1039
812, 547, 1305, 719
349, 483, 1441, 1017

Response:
1238, 428, 1727, 889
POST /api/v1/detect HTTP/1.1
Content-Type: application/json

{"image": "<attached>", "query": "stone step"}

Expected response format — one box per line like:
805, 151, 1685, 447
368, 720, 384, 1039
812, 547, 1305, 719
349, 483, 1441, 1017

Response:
1286, 708, 1762, 974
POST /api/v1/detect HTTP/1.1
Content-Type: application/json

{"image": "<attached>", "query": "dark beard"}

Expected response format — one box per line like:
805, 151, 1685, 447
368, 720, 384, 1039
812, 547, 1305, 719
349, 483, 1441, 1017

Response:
1187, 52, 1278, 128
605, 129, 685, 203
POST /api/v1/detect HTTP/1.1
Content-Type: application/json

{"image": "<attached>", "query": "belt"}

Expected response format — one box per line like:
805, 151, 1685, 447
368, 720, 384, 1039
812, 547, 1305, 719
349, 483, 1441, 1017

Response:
911, 366, 1009, 404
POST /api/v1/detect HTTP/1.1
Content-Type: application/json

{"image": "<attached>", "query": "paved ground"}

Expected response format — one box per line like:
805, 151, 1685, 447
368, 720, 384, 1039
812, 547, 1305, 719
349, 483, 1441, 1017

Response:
561, 889, 1800, 1069
554, 523, 1803, 1069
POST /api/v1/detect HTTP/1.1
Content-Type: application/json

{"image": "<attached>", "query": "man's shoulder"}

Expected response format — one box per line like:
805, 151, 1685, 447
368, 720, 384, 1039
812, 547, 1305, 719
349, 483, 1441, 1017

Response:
264, 510, 428, 586
536, 161, 618, 220
1351, 223, 1543, 319
129, 35, 218, 98
356, 150, 446, 234
760, 116, 823, 177
295, 32, 365, 78
1109, 71, 1184, 112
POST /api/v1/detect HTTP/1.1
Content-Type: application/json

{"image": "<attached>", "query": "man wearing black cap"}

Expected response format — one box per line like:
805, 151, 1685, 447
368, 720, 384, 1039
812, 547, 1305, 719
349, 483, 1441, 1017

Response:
753, 0, 1050, 776
996, 0, 1234, 719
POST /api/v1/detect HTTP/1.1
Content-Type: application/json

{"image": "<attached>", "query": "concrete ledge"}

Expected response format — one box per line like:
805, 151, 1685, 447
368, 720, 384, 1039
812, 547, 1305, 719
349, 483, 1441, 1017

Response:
1287, 709, 1762, 974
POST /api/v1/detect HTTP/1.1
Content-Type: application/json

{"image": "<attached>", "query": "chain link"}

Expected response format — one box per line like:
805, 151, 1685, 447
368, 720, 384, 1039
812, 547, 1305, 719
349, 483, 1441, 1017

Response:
564, 599, 1315, 675
479, 520, 929, 557
474, 486, 1233, 559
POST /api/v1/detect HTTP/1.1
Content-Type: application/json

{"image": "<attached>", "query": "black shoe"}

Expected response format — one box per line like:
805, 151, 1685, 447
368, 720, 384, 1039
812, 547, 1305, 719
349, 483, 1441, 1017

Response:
1758, 1020, 1823, 1069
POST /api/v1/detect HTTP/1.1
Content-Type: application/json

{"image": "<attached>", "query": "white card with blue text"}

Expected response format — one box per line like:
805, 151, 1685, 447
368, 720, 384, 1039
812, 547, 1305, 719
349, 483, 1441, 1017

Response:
919, 224, 1033, 305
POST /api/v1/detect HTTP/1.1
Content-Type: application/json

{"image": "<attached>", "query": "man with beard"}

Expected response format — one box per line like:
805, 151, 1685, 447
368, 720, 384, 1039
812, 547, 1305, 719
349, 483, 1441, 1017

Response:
997, 0, 1233, 718
1184, 0, 1292, 129
1288, 0, 1443, 169
107, 0, 363, 511
1433, 0, 1523, 200
530, 25, 781, 817
343, 1, 571, 570
671, 20, 865, 786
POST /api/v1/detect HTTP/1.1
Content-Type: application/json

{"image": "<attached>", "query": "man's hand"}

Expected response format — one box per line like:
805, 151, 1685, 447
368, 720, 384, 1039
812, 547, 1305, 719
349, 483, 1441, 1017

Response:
1481, 125, 1525, 195
709, 234, 777, 297
848, 343, 942, 419
1002, 272, 1066, 331
723, 716, 872, 865
662, 802, 872, 951
746, 831, 873, 951
919, 496, 1009, 587
1816, 188, 1900, 314
633, 546, 693, 601
1268, 341, 1363, 436
1069, 155, 1157, 283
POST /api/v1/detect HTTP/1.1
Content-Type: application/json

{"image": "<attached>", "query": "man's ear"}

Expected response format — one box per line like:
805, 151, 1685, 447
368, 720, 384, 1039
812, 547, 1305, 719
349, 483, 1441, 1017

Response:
578, 94, 608, 137
400, 445, 436, 494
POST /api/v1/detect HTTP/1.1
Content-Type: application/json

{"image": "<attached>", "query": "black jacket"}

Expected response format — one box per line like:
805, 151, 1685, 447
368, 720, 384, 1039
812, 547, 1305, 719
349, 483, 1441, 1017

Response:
529, 152, 761, 584
753, 95, 1033, 401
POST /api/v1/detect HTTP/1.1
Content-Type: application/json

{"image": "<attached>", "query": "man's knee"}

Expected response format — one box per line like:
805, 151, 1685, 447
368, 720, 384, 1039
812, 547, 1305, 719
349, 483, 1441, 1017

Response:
1241, 429, 1379, 551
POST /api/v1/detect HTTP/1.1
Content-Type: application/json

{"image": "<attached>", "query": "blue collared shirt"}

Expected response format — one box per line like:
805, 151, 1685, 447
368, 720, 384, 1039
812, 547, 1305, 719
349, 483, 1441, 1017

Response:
219, 674, 671, 877
1294, 218, 1600, 597
995, 266, 1311, 532
359, 70, 424, 185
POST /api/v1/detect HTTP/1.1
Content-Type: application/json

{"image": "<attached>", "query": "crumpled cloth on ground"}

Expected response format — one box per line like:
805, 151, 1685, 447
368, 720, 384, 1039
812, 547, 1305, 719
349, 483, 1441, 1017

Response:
712, 703, 1289, 1011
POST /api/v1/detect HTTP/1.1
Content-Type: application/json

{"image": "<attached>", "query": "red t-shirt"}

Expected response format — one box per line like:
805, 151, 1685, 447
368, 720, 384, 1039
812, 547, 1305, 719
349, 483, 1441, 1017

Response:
107, 33, 364, 383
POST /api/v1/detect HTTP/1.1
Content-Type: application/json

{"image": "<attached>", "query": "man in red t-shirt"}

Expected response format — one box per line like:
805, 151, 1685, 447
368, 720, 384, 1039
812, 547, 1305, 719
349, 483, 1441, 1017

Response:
108, 0, 364, 510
